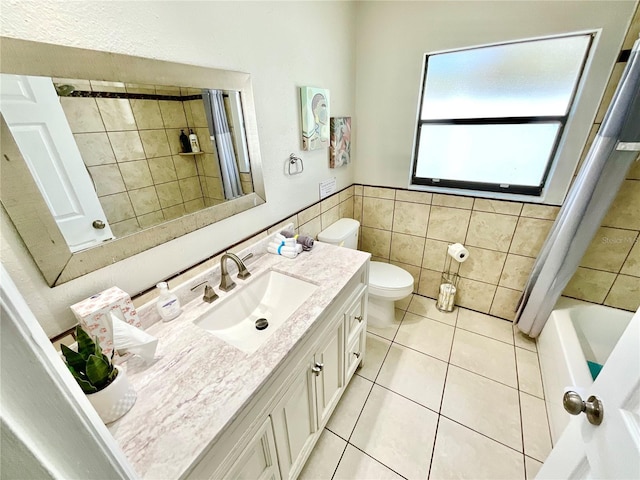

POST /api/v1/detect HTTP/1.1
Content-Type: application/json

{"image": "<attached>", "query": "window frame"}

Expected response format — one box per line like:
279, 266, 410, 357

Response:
409, 32, 596, 203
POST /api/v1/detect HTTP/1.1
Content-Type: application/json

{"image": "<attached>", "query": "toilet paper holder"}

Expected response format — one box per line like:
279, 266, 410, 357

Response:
436, 249, 461, 313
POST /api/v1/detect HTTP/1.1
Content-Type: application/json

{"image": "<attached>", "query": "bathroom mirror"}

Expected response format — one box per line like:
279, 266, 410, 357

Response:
0, 37, 266, 286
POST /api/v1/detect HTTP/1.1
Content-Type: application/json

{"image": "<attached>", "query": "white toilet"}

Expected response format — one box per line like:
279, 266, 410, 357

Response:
318, 218, 414, 328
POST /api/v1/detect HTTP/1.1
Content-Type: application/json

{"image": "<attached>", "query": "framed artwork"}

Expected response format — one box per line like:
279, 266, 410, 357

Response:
330, 117, 351, 168
300, 86, 330, 151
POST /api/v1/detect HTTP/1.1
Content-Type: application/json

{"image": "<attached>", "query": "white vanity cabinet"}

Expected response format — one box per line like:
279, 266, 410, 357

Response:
184, 264, 368, 480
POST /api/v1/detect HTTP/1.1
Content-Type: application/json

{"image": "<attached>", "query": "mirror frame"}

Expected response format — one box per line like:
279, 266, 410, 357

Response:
0, 37, 266, 286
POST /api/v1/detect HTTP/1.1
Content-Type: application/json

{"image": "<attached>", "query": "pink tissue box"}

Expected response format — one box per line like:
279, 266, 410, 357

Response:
70, 287, 140, 356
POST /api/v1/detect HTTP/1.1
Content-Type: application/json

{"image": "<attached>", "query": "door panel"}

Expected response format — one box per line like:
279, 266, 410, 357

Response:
224, 417, 281, 480
315, 323, 344, 426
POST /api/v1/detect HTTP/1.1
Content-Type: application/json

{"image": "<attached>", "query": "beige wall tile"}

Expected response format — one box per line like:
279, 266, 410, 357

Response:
163, 204, 185, 221
458, 246, 507, 285
321, 193, 340, 212
422, 238, 449, 272
604, 274, 640, 311
490, 287, 522, 321
299, 216, 322, 240
354, 185, 363, 196
432, 194, 474, 209
361, 227, 392, 259
179, 177, 203, 202
298, 204, 321, 225
621, 238, 640, 276
564, 267, 617, 304
627, 160, 640, 180
125, 83, 156, 95
418, 268, 441, 298
189, 100, 208, 127
602, 180, 640, 230
510, 217, 554, 257
427, 206, 471, 243
340, 198, 354, 219
520, 204, 560, 220
111, 218, 141, 238
139, 129, 171, 158
99, 192, 135, 224
166, 129, 184, 156
321, 205, 341, 230
90, 80, 126, 93
149, 156, 178, 184
119, 160, 153, 190
390, 261, 421, 292
455, 278, 496, 314
390, 232, 425, 267
96, 98, 136, 131
362, 197, 394, 230
395, 190, 432, 204
353, 195, 363, 223
129, 186, 161, 216
74, 133, 116, 166
184, 197, 205, 214
205, 177, 224, 200
107, 131, 145, 162
195, 127, 213, 153
339, 186, 354, 202
392, 202, 429, 236
172, 154, 198, 179
581, 227, 638, 272
499, 254, 535, 291
130, 99, 164, 130
156, 181, 183, 208
137, 210, 165, 229
466, 211, 518, 252
473, 199, 522, 216
201, 154, 220, 177
88, 164, 126, 196
60, 97, 104, 133
363, 186, 395, 199
159, 100, 187, 128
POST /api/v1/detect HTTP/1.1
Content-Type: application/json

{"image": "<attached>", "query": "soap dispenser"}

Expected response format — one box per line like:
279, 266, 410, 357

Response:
179, 129, 191, 153
188, 129, 201, 153
156, 282, 182, 322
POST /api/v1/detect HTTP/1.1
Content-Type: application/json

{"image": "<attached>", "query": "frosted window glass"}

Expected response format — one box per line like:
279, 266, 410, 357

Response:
415, 123, 560, 186
421, 35, 591, 120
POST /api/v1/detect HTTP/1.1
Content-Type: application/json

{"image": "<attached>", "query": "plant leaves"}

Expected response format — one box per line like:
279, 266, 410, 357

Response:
85, 354, 113, 390
61, 344, 85, 372
75, 326, 96, 361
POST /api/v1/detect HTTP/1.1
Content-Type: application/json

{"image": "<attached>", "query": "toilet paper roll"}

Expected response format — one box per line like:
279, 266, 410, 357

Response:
447, 243, 469, 263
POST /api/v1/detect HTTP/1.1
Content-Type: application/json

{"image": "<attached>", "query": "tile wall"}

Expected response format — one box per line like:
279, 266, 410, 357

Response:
58, 80, 226, 238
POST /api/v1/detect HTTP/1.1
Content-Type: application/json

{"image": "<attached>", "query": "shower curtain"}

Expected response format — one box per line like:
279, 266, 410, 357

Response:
203, 89, 244, 200
516, 38, 640, 337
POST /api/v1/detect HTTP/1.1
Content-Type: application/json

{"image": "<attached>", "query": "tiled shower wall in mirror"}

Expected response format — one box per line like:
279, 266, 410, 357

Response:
56, 79, 249, 238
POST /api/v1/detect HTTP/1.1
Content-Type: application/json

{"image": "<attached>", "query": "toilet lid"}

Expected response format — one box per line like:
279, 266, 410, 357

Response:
369, 261, 414, 291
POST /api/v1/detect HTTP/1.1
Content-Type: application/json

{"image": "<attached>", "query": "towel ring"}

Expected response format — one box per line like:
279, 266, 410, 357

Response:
288, 153, 304, 175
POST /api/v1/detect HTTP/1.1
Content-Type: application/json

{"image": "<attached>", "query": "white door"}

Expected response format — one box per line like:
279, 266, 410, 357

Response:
0, 74, 113, 252
537, 308, 640, 479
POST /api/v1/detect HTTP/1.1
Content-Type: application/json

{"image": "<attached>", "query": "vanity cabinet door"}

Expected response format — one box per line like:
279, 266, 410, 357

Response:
345, 285, 367, 345
271, 362, 317, 480
314, 321, 345, 427
224, 417, 281, 480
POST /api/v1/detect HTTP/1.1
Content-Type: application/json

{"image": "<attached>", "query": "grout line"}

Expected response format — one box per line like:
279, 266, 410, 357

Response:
328, 434, 349, 480
346, 443, 409, 479
440, 414, 526, 457
513, 337, 529, 478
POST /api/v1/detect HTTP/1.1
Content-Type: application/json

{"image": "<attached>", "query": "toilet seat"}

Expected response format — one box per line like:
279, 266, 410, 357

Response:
368, 261, 414, 299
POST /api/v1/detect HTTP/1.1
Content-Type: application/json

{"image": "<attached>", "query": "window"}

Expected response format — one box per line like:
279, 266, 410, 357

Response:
410, 34, 593, 198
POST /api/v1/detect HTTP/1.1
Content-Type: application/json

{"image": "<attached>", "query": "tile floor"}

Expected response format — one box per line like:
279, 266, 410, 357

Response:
299, 294, 552, 480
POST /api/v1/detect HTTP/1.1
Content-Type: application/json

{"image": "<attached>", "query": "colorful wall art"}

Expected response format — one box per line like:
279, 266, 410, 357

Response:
300, 86, 330, 151
330, 117, 351, 168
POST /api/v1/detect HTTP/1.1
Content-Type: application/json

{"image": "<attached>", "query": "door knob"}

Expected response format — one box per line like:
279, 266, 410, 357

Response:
563, 391, 604, 425
92, 220, 106, 229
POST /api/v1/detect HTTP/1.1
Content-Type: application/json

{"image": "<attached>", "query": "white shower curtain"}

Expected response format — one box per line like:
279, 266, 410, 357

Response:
203, 89, 244, 200
516, 39, 640, 337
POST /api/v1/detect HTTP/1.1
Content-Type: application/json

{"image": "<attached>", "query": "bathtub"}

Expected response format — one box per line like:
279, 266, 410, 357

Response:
537, 298, 634, 444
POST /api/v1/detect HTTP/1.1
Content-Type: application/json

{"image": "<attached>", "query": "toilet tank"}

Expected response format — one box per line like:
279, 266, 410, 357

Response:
317, 218, 359, 249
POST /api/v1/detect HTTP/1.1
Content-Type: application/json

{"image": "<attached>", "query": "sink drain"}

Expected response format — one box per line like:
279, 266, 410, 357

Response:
255, 318, 269, 330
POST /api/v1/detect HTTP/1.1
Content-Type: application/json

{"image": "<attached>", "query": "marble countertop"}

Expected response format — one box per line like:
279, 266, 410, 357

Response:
108, 242, 370, 479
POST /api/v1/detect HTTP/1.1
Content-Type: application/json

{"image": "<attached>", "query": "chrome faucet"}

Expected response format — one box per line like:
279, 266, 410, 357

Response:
219, 253, 253, 292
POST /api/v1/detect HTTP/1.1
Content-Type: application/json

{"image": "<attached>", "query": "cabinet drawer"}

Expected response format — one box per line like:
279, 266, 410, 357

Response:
345, 327, 365, 381
345, 285, 366, 345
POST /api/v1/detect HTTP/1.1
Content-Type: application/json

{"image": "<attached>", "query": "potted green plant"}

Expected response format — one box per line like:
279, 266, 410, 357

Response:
61, 326, 136, 423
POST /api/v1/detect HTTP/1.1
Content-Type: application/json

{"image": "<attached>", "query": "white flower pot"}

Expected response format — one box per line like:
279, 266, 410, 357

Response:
86, 366, 136, 424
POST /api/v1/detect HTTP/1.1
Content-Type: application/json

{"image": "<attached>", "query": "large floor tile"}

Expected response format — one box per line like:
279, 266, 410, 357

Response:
367, 308, 404, 341
395, 294, 412, 311
520, 392, 552, 462
514, 325, 537, 352
395, 312, 455, 361
516, 347, 544, 398
442, 365, 522, 451
450, 328, 517, 387
334, 445, 403, 480
356, 333, 391, 381
351, 385, 438, 479
525, 456, 543, 480
298, 429, 346, 480
376, 342, 447, 412
430, 417, 525, 480
326, 375, 373, 440
456, 308, 514, 344
407, 294, 458, 326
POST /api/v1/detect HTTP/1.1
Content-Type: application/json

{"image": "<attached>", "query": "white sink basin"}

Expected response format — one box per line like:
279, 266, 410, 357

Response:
194, 270, 318, 354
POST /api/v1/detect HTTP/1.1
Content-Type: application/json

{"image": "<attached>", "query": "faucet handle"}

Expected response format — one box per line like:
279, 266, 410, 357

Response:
203, 285, 218, 303
237, 253, 253, 280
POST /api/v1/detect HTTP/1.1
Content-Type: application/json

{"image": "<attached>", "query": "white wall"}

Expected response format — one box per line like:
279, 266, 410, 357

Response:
0, 1, 357, 335
353, 0, 637, 188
